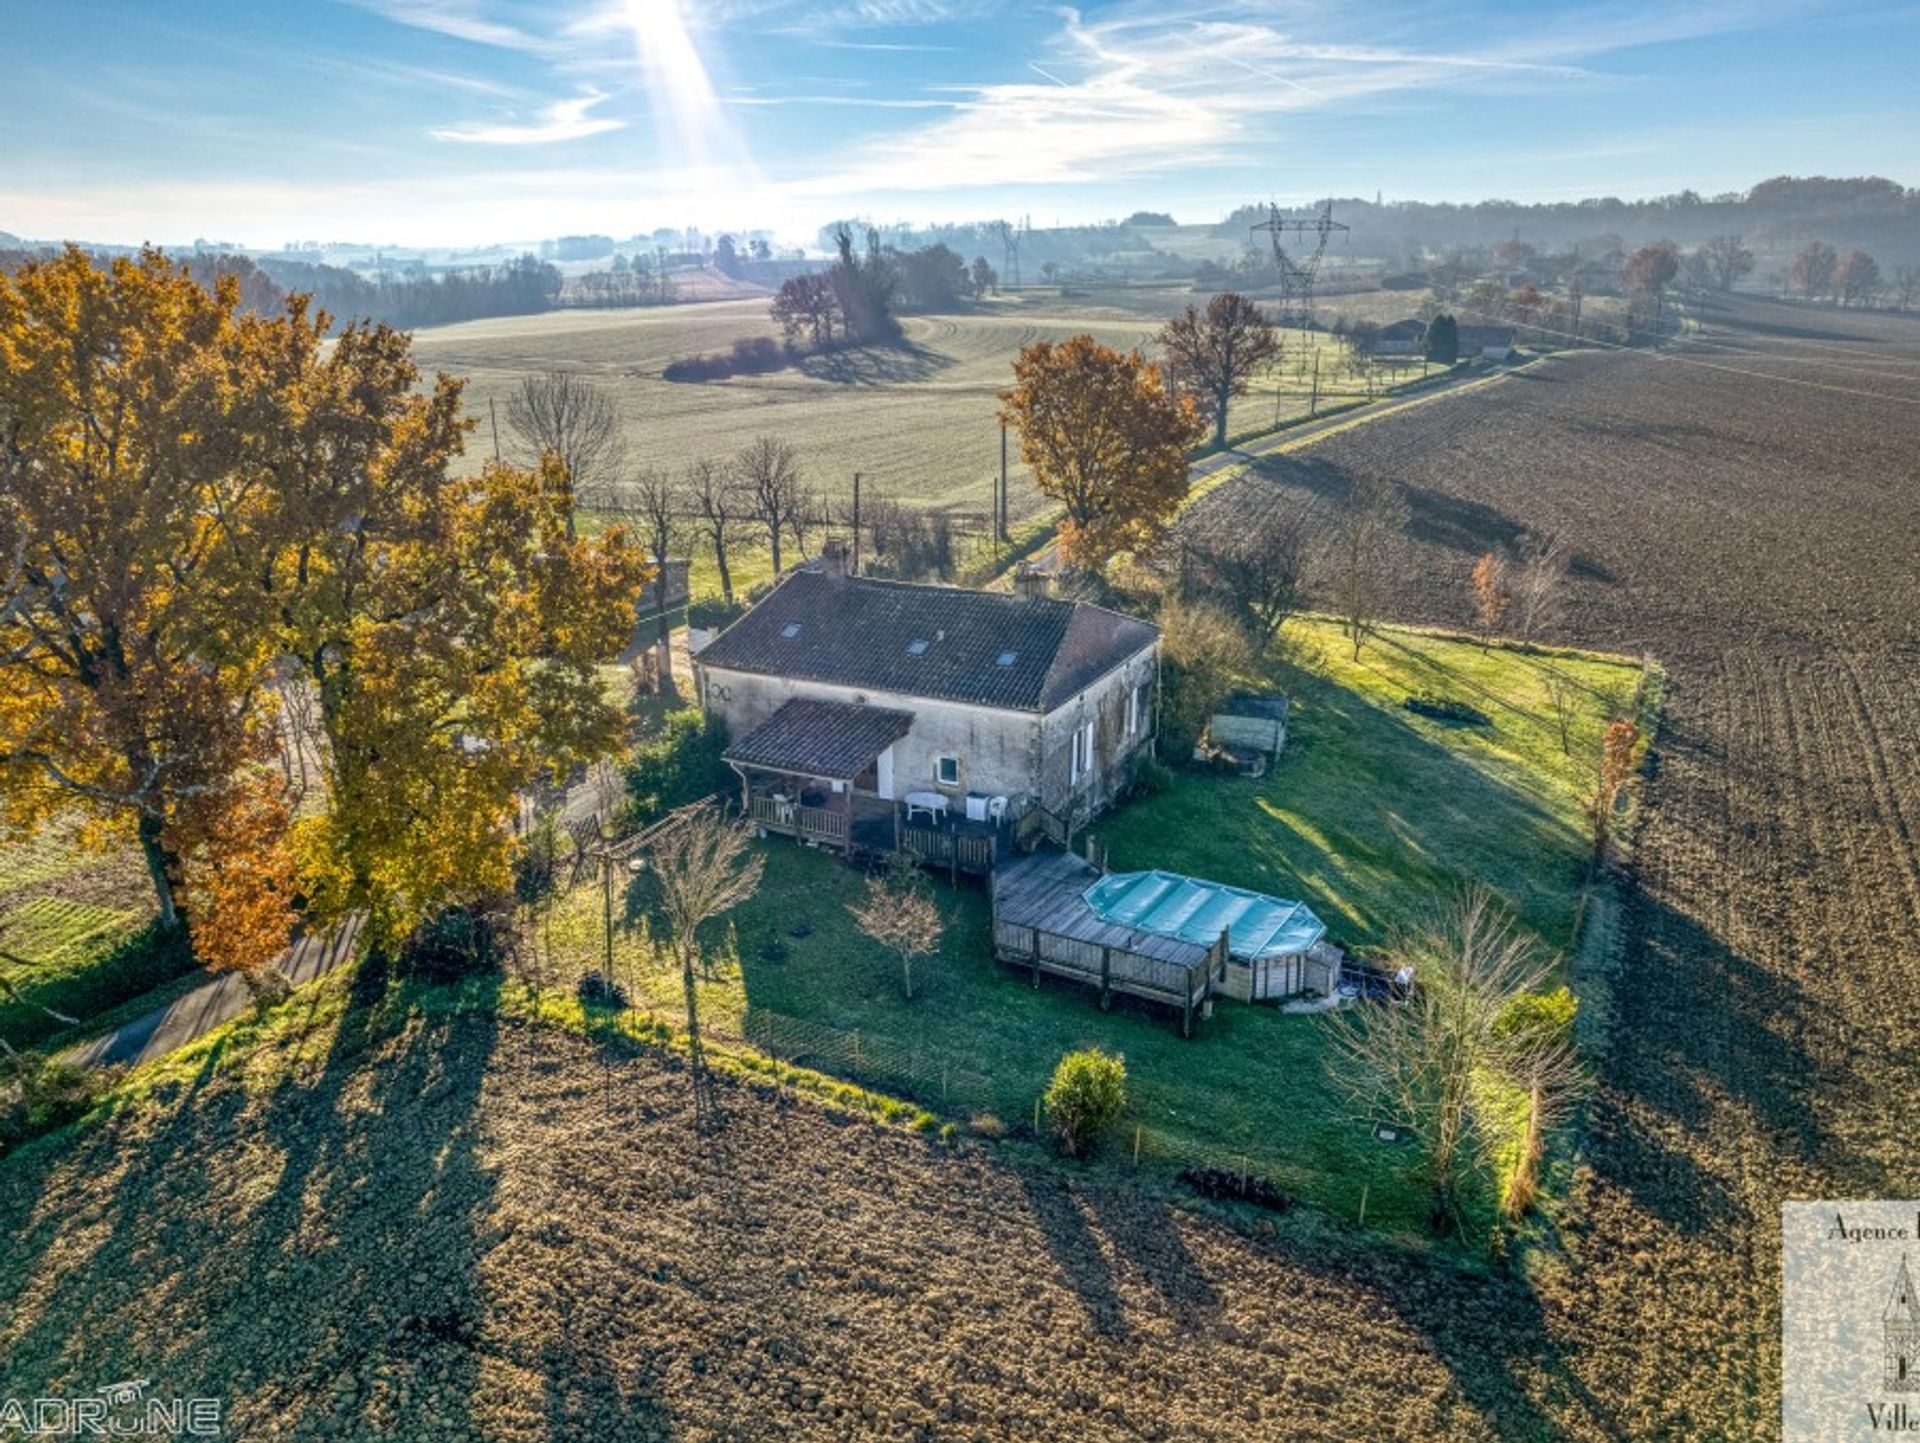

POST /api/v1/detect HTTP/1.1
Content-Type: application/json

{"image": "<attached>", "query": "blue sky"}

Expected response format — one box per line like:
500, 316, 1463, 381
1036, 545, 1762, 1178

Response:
3, 0, 1916, 248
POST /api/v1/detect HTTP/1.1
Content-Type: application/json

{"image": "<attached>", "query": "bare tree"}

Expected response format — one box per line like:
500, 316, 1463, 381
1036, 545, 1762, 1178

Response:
1190, 496, 1315, 653
646, 805, 765, 1091
504, 372, 627, 535
1324, 472, 1408, 660
735, 436, 807, 575
1541, 663, 1578, 754
598, 466, 685, 691
1699, 234, 1755, 292
1469, 552, 1512, 645
1158, 292, 1282, 449
1836, 249, 1882, 308
1893, 266, 1920, 313
1586, 718, 1640, 864
848, 853, 944, 1000
1507, 533, 1570, 641
684, 458, 745, 605
1324, 887, 1560, 1233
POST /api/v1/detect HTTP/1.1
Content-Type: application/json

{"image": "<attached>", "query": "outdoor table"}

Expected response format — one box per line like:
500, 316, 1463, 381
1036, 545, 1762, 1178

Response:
904, 791, 949, 824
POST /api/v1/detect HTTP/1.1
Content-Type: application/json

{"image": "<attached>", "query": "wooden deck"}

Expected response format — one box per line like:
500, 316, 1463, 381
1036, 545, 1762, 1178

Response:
748, 792, 1004, 877
990, 848, 1226, 1035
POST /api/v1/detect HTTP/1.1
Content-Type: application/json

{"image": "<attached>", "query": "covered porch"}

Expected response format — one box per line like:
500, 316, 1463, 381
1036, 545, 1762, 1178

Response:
725, 697, 1007, 876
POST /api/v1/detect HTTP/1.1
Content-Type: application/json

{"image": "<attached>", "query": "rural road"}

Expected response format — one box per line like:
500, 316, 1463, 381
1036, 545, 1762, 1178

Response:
62, 915, 364, 1071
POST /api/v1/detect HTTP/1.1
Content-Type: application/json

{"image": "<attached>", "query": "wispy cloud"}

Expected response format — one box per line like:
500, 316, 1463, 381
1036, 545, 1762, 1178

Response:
345, 0, 558, 54
431, 87, 626, 143
792, 2, 1796, 196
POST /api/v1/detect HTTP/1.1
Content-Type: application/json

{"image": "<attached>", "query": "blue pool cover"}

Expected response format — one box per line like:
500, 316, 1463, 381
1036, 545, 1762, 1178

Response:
1082, 871, 1327, 960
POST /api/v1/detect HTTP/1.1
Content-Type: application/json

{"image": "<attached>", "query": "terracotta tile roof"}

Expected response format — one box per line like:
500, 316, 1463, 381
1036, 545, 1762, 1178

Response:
697, 571, 1156, 712
723, 697, 915, 780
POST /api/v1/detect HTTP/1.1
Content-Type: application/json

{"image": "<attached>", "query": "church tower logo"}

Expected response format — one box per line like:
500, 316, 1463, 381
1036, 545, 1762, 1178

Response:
1885, 1253, 1919, 1392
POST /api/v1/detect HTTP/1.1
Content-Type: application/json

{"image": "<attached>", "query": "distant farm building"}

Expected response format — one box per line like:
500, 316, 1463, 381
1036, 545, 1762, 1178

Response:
1373, 318, 1426, 356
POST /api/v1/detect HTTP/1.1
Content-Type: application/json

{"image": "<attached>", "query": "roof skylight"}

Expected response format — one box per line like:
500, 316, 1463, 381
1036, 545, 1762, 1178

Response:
781, 623, 803, 638
996, 651, 1017, 666
906, 639, 929, 655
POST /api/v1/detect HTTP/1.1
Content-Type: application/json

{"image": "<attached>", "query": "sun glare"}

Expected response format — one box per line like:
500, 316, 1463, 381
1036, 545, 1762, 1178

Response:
621, 0, 733, 170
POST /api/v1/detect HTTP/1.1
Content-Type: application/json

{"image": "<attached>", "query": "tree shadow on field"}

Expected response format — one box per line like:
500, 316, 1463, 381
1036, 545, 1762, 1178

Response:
0, 960, 678, 1439
1403, 484, 1529, 558
1018, 1172, 1129, 1339
795, 339, 949, 386
1081, 1183, 1221, 1322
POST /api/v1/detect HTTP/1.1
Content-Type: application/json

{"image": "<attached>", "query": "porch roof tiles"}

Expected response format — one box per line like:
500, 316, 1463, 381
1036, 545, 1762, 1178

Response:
724, 697, 915, 781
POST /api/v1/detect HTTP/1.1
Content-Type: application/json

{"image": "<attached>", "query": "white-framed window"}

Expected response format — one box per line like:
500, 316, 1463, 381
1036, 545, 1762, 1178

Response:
1125, 685, 1139, 738
935, 755, 960, 786
1070, 719, 1097, 784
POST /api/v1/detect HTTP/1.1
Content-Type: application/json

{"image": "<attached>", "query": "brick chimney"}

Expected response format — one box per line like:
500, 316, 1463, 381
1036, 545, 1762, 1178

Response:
1013, 562, 1051, 602
820, 536, 851, 580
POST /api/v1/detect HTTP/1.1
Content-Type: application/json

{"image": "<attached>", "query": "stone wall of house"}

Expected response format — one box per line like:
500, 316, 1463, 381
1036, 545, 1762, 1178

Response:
697, 649, 1155, 815
699, 668, 1040, 803
1035, 652, 1157, 822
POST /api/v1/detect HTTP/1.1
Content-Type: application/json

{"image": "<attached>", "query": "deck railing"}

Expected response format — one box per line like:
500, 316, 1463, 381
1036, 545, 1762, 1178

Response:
901, 825, 997, 876
991, 917, 1226, 1036
749, 795, 849, 845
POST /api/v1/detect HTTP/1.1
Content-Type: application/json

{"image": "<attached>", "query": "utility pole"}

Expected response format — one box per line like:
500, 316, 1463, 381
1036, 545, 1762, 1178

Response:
851, 471, 862, 575
489, 397, 501, 461
998, 424, 1009, 541
1310, 352, 1321, 417
601, 851, 615, 976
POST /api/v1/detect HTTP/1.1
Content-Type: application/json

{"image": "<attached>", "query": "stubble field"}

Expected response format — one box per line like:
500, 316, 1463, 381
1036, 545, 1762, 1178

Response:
405, 284, 1396, 523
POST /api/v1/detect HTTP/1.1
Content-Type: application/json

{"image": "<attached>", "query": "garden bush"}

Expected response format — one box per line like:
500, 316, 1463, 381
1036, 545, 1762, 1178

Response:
625, 710, 731, 820
0, 1056, 102, 1157
1404, 693, 1490, 726
397, 903, 511, 983
1043, 1048, 1127, 1158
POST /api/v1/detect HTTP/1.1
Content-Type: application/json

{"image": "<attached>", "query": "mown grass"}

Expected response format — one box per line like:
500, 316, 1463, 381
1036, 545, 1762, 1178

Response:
527, 616, 1648, 1242
1102, 617, 1648, 955
0, 836, 193, 1049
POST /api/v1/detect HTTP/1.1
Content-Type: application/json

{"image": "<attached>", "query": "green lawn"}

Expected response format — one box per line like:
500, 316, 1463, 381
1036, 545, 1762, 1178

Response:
535, 616, 1652, 1242
1101, 617, 1649, 956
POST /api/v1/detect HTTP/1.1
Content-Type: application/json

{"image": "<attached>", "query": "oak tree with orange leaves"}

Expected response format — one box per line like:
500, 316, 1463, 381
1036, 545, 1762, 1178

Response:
2, 246, 652, 973
0, 247, 285, 933
999, 335, 1204, 569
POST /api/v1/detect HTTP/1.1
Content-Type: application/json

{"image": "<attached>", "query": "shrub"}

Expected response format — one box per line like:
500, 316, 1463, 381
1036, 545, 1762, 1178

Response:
1495, 986, 1579, 1045
1043, 1048, 1127, 1158
1131, 754, 1175, 798
1158, 598, 1252, 757
513, 812, 562, 903
625, 709, 730, 820
0, 1056, 103, 1156
398, 903, 511, 982
1404, 693, 1490, 726
687, 596, 746, 632
577, 970, 629, 1010
968, 1110, 1007, 1139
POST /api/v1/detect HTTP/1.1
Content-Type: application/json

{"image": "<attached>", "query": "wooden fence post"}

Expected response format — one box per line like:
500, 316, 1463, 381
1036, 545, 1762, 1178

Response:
1030, 929, 1042, 988
1099, 945, 1112, 1011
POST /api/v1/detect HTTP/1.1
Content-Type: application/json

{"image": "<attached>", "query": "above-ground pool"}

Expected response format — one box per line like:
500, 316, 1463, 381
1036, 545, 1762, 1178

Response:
1082, 870, 1326, 961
